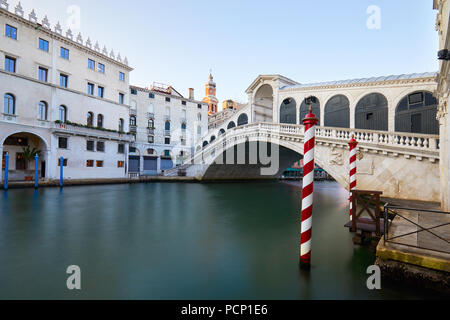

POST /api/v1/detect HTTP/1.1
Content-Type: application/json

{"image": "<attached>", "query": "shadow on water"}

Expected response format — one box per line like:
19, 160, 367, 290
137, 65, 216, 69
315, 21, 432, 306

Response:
0, 182, 443, 299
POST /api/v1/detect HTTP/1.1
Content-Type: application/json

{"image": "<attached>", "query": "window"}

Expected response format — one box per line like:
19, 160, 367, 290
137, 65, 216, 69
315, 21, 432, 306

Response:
97, 114, 104, 128
98, 63, 105, 74
119, 72, 125, 81
60, 47, 69, 59
165, 97, 171, 102
131, 88, 137, 95
165, 137, 170, 145
197, 113, 202, 121
119, 93, 124, 104
130, 116, 136, 126
197, 125, 202, 135
58, 158, 68, 167
96, 160, 104, 167
98, 86, 104, 98
87, 83, 95, 95
58, 105, 67, 122
148, 136, 154, 143
165, 121, 171, 131
119, 118, 124, 132
148, 119, 154, 128
5, 56, 16, 73
5, 25, 17, 40
60, 74, 68, 88
182, 100, 186, 106
181, 122, 187, 130
198, 104, 202, 109
164, 150, 171, 157
117, 161, 124, 168
149, 93, 155, 99
38, 101, 47, 120
97, 141, 105, 152
58, 137, 68, 149
118, 144, 125, 154
39, 38, 49, 52
86, 140, 95, 151
87, 112, 94, 126
4, 93, 15, 114
86, 160, 94, 167
38, 67, 48, 82
88, 59, 95, 70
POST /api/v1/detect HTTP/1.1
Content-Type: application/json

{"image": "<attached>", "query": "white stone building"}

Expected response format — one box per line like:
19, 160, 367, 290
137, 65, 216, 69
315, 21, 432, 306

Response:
0, 3, 134, 182
128, 83, 208, 175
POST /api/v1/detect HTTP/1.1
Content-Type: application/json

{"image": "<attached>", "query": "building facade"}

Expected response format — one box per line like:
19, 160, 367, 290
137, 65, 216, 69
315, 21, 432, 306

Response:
0, 3, 134, 182
128, 83, 208, 174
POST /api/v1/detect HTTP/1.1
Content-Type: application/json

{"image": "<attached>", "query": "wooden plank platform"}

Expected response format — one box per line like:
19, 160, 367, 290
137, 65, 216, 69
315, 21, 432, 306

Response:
344, 217, 386, 235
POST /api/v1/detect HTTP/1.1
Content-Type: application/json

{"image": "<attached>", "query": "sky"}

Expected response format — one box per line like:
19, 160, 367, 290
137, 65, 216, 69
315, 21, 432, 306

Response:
13, 0, 439, 110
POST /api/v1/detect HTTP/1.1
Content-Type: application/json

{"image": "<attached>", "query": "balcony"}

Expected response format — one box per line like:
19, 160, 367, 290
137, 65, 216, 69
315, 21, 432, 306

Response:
129, 125, 137, 133
52, 122, 135, 142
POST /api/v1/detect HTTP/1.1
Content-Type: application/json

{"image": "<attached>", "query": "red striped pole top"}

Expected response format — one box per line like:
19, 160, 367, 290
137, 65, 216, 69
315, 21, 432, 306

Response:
300, 107, 318, 269
348, 135, 358, 221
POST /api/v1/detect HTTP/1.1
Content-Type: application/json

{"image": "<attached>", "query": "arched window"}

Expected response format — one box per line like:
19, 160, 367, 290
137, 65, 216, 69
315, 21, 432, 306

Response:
237, 113, 249, 126
165, 121, 171, 131
324, 95, 350, 128
210, 135, 216, 142
97, 114, 104, 128
130, 115, 136, 126
119, 118, 124, 132
87, 112, 94, 126
395, 91, 438, 134
227, 121, 236, 129
218, 128, 225, 136
147, 148, 156, 155
355, 93, 388, 131
4, 93, 15, 115
58, 105, 67, 122
38, 101, 48, 120
280, 98, 296, 124
181, 122, 187, 131
299, 97, 320, 124
197, 113, 202, 121
202, 141, 208, 148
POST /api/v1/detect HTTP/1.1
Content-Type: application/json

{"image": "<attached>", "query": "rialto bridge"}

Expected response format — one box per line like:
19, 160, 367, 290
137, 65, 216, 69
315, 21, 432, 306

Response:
169, 72, 444, 203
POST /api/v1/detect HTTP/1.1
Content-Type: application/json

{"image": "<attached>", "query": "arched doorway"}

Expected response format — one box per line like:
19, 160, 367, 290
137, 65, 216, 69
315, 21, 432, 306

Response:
2, 132, 49, 181
254, 84, 273, 122
279, 98, 296, 124
299, 97, 320, 124
355, 93, 388, 131
324, 95, 350, 128
395, 91, 439, 134
237, 113, 249, 126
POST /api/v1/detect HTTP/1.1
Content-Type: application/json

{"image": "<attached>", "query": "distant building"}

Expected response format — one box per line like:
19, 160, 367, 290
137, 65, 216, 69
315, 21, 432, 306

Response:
202, 73, 219, 115
222, 99, 244, 111
208, 100, 245, 129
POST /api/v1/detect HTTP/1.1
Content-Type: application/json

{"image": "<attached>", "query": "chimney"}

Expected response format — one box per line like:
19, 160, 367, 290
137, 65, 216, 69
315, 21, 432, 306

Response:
189, 88, 194, 100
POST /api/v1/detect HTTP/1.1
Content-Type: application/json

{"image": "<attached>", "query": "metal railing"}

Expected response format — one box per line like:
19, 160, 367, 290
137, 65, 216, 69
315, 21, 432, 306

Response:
383, 204, 450, 254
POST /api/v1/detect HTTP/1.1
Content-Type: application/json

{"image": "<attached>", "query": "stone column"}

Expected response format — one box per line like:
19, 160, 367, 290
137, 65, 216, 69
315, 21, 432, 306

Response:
157, 156, 161, 174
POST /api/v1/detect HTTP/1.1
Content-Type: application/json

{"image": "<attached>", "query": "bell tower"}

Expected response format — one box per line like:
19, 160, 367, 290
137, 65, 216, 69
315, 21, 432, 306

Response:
202, 72, 219, 115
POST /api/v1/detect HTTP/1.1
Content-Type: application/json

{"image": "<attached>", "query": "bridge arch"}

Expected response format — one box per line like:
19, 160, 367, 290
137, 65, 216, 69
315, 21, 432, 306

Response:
254, 84, 274, 122
395, 90, 439, 134
237, 113, 249, 126
279, 98, 297, 124
355, 92, 388, 131
324, 94, 350, 128
299, 96, 320, 124
227, 121, 236, 129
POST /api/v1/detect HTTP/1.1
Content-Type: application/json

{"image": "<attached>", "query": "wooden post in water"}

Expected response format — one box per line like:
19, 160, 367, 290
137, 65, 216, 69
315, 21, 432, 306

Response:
348, 135, 358, 221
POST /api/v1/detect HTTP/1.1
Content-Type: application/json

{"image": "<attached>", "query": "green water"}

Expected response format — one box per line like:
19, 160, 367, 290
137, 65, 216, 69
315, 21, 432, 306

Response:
0, 181, 439, 299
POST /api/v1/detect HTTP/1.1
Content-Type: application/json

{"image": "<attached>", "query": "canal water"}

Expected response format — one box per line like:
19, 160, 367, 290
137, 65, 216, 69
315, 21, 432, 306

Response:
0, 181, 439, 299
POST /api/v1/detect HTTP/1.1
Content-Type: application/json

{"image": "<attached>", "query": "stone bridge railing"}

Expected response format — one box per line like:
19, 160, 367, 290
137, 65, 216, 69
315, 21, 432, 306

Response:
188, 123, 440, 165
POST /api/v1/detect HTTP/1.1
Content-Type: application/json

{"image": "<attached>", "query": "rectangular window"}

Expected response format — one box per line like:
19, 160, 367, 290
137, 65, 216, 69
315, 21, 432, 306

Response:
86, 160, 94, 167
198, 104, 202, 109
149, 93, 155, 99
39, 38, 49, 52
60, 74, 68, 88
96, 160, 104, 167
87, 83, 95, 95
5, 24, 17, 40
119, 72, 125, 81
129, 146, 136, 153
98, 86, 104, 98
60, 47, 69, 59
119, 93, 124, 104
5, 56, 16, 73
88, 59, 95, 70
165, 137, 170, 145
165, 97, 171, 102
58, 137, 68, 149
131, 88, 137, 95
117, 161, 124, 168
97, 141, 105, 152
182, 100, 187, 106
118, 144, 125, 154
409, 92, 424, 105
98, 63, 105, 74
38, 67, 48, 82
58, 158, 68, 167
86, 140, 95, 151
148, 135, 154, 143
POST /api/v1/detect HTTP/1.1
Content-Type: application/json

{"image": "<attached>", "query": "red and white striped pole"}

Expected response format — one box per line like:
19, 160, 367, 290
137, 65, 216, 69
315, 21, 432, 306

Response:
300, 106, 318, 269
348, 135, 358, 221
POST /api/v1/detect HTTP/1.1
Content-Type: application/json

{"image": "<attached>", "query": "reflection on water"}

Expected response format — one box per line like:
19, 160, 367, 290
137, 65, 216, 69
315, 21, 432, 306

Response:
0, 181, 438, 299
